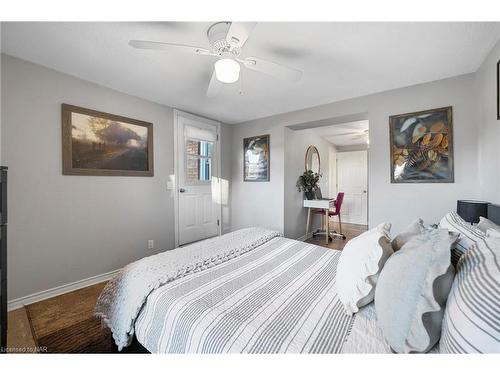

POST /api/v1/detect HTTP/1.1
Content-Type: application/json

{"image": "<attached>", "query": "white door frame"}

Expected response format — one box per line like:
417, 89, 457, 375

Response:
173, 109, 222, 248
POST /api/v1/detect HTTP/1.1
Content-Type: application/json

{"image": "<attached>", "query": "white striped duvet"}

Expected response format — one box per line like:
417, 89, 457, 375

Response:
134, 237, 354, 353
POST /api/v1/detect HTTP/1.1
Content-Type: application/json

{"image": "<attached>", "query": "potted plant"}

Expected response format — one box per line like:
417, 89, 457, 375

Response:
296, 170, 321, 199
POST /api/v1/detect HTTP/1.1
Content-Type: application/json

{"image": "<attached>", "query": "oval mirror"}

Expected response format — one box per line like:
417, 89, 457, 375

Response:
305, 145, 320, 174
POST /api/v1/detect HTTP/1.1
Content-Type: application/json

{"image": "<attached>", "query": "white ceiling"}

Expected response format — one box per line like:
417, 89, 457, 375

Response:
2, 22, 499, 124
309, 121, 369, 147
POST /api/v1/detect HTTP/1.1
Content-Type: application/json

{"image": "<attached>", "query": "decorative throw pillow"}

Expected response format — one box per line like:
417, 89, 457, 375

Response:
391, 218, 426, 251
439, 211, 486, 266
440, 230, 500, 353
336, 223, 393, 316
477, 216, 500, 234
375, 229, 458, 353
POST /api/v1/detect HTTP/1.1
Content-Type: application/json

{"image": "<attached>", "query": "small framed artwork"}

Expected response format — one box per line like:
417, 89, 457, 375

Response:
243, 134, 270, 182
62, 104, 153, 176
497, 60, 500, 120
389, 106, 454, 183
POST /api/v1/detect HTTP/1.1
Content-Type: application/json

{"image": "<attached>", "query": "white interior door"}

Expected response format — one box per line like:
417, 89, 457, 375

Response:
176, 112, 220, 245
336, 150, 368, 225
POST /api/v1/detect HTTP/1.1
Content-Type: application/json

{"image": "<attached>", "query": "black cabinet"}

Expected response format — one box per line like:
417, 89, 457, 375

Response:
0, 166, 7, 352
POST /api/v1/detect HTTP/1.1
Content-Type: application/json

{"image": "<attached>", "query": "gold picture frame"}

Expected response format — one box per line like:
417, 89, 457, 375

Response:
62, 104, 153, 176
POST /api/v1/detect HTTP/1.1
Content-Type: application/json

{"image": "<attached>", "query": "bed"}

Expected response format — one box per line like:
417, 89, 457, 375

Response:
133, 236, 352, 353
96, 204, 500, 354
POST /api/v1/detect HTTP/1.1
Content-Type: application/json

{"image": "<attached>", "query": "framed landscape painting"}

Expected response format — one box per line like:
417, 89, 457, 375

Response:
243, 134, 270, 181
62, 104, 153, 176
389, 106, 454, 183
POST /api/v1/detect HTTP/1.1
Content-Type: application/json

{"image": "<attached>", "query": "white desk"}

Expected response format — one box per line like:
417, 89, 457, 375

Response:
303, 199, 334, 244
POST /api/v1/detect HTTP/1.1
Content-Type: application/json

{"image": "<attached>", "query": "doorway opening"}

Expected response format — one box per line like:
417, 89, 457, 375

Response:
284, 119, 369, 250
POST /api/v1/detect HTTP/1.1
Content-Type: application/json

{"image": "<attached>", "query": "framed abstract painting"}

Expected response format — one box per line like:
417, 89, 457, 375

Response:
243, 134, 270, 182
62, 104, 153, 176
389, 106, 454, 183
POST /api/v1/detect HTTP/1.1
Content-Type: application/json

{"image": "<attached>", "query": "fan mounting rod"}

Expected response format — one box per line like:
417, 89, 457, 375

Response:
207, 22, 240, 57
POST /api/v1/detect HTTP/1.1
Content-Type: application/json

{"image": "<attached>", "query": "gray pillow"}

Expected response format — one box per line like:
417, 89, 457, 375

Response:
391, 218, 426, 251
375, 229, 458, 353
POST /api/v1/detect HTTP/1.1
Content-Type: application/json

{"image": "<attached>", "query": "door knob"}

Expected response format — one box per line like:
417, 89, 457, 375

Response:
363, 190, 367, 193
179, 188, 186, 193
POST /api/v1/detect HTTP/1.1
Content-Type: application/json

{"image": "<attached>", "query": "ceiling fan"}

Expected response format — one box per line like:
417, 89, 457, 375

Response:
129, 22, 303, 97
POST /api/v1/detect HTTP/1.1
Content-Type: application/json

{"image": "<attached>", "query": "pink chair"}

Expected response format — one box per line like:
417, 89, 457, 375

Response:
312, 192, 346, 241
329, 192, 346, 240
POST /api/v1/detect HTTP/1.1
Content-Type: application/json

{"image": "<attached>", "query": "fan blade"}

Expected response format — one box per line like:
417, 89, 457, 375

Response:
129, 40, 213, 55
226, 22, 257, 48
206, 70, 223, 97
241, 57, 302, 82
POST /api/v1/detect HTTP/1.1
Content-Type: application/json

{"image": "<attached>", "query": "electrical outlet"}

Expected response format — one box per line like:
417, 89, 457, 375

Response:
148, 240, 154, 250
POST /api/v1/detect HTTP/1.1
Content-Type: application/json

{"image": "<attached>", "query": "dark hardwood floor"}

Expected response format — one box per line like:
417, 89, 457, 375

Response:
306, 221, 368, 250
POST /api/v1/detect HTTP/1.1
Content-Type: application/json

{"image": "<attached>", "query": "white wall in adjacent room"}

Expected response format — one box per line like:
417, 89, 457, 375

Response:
283, 127, 332, 239
328, 145, 338, 198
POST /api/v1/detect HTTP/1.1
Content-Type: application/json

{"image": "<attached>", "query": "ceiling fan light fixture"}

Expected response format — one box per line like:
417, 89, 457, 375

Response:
214, 58, 240, 83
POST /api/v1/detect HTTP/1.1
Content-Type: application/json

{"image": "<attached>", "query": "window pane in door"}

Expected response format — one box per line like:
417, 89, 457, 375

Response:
186, 139, 214, 157
186, 156, 212, 183
200, 141, 214, 157
199, 157, 211, 181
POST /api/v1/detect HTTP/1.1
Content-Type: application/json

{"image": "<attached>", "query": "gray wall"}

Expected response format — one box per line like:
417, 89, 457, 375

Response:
476, 40, 500, 203
230, 120, 285, 232
1, 54, 230, 299
230, 73, 480, 235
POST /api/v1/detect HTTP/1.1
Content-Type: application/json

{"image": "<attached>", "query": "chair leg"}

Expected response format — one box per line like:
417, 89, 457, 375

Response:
338, 214, 346, 240
325, 210, 329, 245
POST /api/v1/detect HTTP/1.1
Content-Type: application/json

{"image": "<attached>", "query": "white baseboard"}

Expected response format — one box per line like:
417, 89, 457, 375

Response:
7, 269, 121, 312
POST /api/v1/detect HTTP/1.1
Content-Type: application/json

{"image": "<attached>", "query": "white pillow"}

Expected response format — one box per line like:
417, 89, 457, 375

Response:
336, 223, 393, 316
391, 218, 426, 251
375, 229, 458, 353
440, 229, 500, 353
477, 216, 500, 234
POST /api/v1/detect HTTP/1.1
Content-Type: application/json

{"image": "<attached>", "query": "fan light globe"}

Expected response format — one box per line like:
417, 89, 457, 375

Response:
214, 58, 240, 83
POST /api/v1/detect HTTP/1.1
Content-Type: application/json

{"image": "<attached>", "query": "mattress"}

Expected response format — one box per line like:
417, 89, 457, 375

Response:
134, 237, 354, 353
